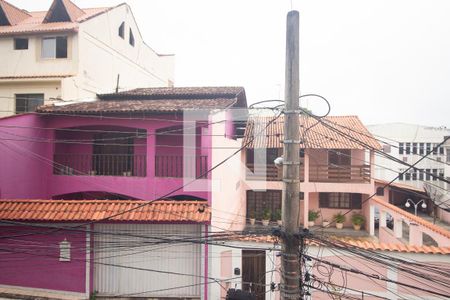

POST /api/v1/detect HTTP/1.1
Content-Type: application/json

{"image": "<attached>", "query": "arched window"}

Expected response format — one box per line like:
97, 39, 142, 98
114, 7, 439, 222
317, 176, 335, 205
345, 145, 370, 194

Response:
129, 28, 135, 46
118, 22, 125, 39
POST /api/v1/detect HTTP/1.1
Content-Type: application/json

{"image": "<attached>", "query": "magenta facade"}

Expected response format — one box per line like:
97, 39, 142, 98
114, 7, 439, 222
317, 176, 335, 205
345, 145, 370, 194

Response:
0, 113, 214, 201
0, 225, 87, 293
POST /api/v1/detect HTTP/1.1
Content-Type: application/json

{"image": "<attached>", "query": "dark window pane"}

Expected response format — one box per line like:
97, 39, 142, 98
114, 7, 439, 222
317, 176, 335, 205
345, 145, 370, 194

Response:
419, 143, 424, 155
14, 38, 28, 50
129, 29, 135, 46
412, 143, 417, 154
399, 143, 404, 154
118, 22, 125, 38
56, 36, 67, 58
405, 143, 411, 155
15, 94, 44, 114
399, 172, 404, 180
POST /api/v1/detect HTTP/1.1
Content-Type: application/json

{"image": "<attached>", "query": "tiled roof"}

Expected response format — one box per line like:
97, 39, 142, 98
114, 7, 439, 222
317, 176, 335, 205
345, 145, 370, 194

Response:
37, 86, 247, 114
243, 115, 381, 149
0, 2, 111, 36
372, 197, 450, 240
0, 0, 31, 26
99, 86, 245, 100
43, 0, 85, 23
232, 234, 450, 255
0, 199, 210, 223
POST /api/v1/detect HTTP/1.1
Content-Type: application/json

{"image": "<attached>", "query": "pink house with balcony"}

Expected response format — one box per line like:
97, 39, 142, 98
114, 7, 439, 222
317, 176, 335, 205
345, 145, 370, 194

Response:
0, 86, 247, 299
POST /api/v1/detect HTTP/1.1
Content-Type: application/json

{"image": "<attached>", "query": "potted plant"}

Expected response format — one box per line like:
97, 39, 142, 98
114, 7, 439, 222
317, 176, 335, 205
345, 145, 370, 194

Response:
273, 209, 282, 226
308, 210, 320, 227
333, 212, 346, 229
261, 208, 271, 226
249, 211, 256, 225
351, 213, 365, 231
322, 219, 330, 227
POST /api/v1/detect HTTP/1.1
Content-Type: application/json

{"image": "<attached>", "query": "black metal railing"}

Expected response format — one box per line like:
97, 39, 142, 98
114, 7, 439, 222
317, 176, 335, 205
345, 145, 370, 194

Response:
53, 153, 147, 177
155, 155, 208, 178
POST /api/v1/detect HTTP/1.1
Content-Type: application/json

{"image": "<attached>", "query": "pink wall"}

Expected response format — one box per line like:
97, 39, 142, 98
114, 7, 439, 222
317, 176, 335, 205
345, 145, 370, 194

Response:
0, 114, 52, 199
0, 113, 212, 202
0, 225, 87, 293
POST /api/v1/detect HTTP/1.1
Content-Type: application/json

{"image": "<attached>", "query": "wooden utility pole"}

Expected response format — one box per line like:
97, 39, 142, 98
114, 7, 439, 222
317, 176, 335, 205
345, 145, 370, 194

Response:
281, 10, 301, 300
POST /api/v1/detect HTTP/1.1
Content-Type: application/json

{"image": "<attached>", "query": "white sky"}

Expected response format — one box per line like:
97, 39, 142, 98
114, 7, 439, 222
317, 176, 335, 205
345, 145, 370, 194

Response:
9, 0, 450, 127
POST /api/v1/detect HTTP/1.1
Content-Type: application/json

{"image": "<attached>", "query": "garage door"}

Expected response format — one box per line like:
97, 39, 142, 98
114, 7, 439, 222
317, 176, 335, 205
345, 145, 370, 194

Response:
94, 224, 202, 298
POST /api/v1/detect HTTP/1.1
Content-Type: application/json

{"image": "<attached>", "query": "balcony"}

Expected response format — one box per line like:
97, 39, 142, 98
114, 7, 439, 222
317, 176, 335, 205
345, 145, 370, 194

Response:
155, 155, 208, 178
53, 153, 147, 177
309, 165, 370, 183
246, 163, 304, 181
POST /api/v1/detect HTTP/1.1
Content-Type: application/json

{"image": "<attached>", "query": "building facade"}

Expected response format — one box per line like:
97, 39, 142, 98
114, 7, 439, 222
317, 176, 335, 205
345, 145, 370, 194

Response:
0, 86, 246, 299
0, 0, 174, 117
367, 123, 450, 191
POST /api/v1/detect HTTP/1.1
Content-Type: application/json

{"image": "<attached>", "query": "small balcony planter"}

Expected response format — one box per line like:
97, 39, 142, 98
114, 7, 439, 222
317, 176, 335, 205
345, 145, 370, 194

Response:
261, 208, 271, 226
322, 220, 330, 227
308, 210, 320, 227
273, 209, 282, 226
248, 212, 256, 225
333, 212, 346, 229
88, 170, 97, 176
351, 213, 365, 231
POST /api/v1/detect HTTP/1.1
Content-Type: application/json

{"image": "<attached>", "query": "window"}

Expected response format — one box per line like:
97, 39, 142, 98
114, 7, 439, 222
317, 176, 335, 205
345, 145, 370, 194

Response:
438, 169, 444, 180
419, 143, 424, 155
246, 190, 281, 221
14, 38, 28, 50
42, 36, 67, 58
439, 147, 444, 155
129, 29, 135, 46
319, 193, 361, 209
433, 143, 438, 155
432, 169, 438, 181
412, 143, 417, 154
118, 22, 125, 39
59, 239, 71, 262
399, 170, 404, 180
418, 169, 424, 181
425, 169, 431, 180
447, 149, 450, 162
405, 172, 411, 181
376, 187, 384, 196
412, 169, 417, 181
405, 143, 411, 155
399, 143, 404, 154
15, 94, 44, 114
426, 143, 431, 154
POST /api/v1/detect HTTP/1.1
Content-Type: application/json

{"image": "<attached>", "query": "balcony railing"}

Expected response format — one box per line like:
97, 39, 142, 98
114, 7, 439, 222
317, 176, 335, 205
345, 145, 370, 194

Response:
309, 165, 370, 183
155, 155, 208, 178
246, 163, 304, 181
53, 153, 147, 177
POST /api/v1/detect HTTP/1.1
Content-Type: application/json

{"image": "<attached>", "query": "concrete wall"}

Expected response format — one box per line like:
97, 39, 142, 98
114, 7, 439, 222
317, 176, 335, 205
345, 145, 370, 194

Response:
75, 4, 174, 100
0, 81, 62, 118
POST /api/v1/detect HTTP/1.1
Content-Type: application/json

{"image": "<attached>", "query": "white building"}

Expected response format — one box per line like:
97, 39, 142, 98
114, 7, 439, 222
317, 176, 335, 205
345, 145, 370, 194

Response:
367, 123, 450, 191
0, 0, 174, 117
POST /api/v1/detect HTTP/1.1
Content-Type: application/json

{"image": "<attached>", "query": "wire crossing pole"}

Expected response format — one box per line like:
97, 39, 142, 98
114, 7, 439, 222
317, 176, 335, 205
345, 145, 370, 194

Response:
281, 10, 301, 300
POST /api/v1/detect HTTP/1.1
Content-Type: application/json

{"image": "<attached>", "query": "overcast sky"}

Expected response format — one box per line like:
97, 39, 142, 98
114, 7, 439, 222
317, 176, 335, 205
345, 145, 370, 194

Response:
10, 0, 450, 127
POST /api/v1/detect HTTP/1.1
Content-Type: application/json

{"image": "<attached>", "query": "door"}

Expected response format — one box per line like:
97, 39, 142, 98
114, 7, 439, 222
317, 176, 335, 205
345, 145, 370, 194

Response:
242, 250, 266, 300
328, 149, 351, 181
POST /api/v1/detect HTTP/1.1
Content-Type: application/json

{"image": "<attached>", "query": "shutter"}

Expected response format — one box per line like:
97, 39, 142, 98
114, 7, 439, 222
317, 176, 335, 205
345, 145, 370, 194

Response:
351, 193, 362, 209
319, 193, 328, 208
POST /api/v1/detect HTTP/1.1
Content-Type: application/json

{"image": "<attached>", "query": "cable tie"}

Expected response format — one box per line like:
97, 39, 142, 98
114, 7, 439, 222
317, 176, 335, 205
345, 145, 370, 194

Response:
283, 139, 302, 144
282, 179, 300, 183
282, 161, 302, 165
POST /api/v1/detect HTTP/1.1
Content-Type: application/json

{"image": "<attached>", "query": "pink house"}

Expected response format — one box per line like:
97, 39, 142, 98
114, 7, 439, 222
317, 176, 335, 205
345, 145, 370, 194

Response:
0, 86, 247, 299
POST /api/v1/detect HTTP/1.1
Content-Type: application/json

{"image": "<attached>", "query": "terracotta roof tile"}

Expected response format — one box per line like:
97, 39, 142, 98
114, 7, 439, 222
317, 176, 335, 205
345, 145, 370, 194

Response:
0, 199, 210, 223
372, 197, 450, 240
244, 115, 380, 149
231, 234, 450, 255
0, 5, 109, 36
38, 86, 247, 114
0, 0, 30, 25
98, 86, 245, 100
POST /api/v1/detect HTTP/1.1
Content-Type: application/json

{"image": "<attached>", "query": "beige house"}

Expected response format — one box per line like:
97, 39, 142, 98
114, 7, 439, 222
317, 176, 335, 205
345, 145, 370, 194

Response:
0, 0, 174, 117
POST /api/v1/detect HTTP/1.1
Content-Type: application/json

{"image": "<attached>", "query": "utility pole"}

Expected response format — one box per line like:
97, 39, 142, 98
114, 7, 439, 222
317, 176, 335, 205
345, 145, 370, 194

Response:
281, 10, 301, 300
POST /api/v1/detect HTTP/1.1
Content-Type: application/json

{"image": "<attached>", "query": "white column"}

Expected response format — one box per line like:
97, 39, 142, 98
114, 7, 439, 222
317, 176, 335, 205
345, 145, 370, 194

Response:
380, 210, 387, 228
394, 219, 403, 239
303, 192, 309, 228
